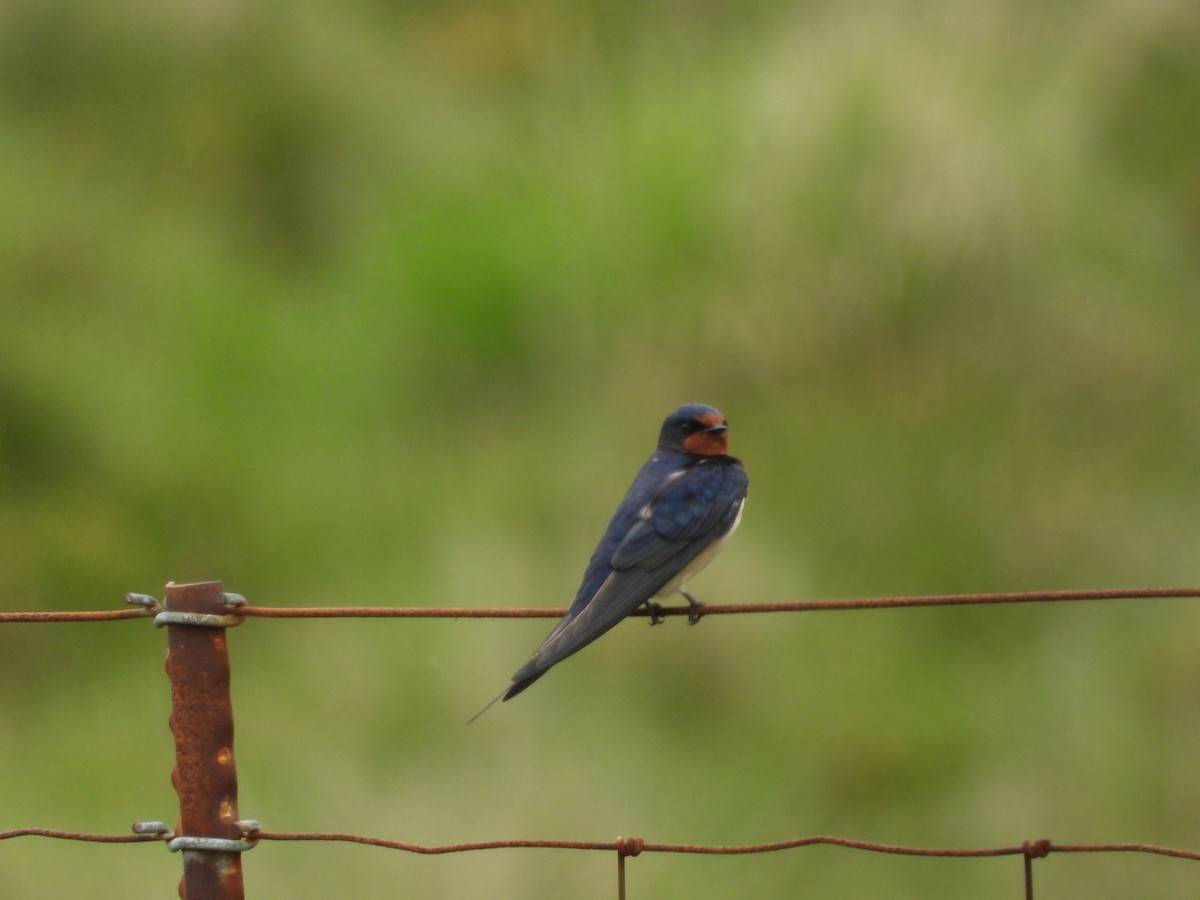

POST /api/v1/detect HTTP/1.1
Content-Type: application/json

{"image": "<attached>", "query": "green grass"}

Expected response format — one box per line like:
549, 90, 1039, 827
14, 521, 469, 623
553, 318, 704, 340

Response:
2, 2, 1199, 897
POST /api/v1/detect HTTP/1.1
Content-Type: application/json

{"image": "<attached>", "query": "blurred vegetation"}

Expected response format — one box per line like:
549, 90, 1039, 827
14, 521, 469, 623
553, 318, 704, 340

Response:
2, 1, 1199, 897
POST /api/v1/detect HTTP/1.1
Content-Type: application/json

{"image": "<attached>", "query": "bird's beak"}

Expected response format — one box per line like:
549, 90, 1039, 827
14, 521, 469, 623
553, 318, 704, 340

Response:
702, 423, 728, 434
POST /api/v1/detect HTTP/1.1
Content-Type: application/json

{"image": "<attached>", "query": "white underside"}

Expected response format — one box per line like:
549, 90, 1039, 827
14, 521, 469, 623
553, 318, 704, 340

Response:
655, 499, 744, 597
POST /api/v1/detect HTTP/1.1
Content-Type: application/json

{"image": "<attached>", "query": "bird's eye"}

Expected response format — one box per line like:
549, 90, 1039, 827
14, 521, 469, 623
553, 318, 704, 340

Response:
680, 421, 697, 433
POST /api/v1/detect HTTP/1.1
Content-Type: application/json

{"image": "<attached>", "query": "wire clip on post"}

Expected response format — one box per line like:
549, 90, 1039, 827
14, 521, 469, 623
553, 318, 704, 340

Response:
130, 820, 261, 851
161, 581, 249, 900
168, 819, 261, 855
124, 593, 161, 613
156, 590, 246, 629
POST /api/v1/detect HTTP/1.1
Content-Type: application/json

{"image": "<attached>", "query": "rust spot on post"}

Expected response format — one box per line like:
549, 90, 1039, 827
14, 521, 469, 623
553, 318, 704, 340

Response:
164, 581, 244, 900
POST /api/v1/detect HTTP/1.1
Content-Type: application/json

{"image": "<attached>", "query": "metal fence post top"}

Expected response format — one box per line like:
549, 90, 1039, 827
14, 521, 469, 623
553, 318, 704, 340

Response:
165, 581, 225, 598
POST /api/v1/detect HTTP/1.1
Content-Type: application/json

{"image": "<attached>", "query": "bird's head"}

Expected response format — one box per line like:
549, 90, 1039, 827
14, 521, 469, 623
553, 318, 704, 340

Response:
658, 404, 730, 457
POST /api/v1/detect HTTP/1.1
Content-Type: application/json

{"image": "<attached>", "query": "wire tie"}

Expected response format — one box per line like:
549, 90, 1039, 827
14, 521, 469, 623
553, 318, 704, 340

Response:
168, 835, 258, 853
155, 610, 244, 628
1023, 838, 1052, 859
152, 590, 247, 627
131, 821, 174, 839
124, 593, 161, 614
616, 835, 645, 858
222, 593, 248, 610
132, 820, 259, 853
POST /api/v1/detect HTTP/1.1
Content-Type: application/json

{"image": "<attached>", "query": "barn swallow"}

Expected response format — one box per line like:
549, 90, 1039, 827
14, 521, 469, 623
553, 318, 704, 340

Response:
470, 403, 748, 721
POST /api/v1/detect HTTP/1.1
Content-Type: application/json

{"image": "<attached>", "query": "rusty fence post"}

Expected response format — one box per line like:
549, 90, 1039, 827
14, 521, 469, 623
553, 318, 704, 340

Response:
160, 581, 250, 900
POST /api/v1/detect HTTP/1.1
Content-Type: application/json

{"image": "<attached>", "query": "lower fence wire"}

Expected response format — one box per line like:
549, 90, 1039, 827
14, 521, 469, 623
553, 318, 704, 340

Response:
6, 827, 1200, 899
5, 584, 1200, 897
0, 829, 158, 844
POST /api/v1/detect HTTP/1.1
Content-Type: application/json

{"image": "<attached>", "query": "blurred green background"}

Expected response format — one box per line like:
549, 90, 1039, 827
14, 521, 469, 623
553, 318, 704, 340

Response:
2, 1, 1199, 897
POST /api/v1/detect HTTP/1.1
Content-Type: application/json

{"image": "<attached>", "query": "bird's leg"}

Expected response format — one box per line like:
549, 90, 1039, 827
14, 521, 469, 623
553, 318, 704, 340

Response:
644, 600, 665, 626
682, 591, 706, 625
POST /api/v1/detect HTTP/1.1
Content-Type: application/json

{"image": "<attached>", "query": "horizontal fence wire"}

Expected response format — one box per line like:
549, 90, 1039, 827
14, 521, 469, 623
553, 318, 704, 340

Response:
0, 607, 158, 623
2, 587, 1198, 623
236, 586, 1200, 618
9, 826, 1200, 900
6, 826, 1200, 859
0, 829, 159, 844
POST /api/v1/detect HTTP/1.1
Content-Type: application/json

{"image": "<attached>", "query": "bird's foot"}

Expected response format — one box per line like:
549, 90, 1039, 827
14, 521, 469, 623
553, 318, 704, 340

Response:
682, 591, 706, 625
645, 600, 665, 626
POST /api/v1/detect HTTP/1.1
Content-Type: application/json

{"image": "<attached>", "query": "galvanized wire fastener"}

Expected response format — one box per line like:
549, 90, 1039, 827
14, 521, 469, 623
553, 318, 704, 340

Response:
155, 592, 247, 628
132, 821, 175, 839
168, 835, 258, 853
134, 820, 261, 853
124, 593, 161, 614
167, 819, 261, 853
236, 820, 262, 846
